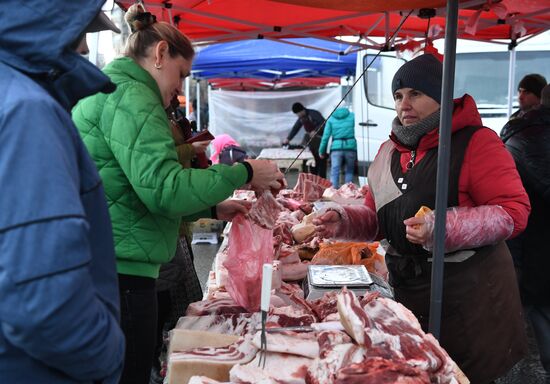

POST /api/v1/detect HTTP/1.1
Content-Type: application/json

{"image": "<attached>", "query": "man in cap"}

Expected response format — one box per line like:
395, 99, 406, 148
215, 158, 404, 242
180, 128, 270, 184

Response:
513, 74, 547, 119
283, 102, 327, 177
500, 73, 547, 148
0, 1, 124, 382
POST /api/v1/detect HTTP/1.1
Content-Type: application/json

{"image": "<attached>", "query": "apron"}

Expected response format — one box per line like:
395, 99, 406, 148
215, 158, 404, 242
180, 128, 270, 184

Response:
368, 126, 527, 383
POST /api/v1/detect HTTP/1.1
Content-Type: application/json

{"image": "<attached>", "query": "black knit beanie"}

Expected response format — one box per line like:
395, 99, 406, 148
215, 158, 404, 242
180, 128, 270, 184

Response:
391, 54, 443, 104
518, 74, 547, 97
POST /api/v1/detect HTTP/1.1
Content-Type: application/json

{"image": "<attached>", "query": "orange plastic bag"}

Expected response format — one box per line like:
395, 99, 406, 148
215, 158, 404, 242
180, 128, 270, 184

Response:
311, 242, 370, 265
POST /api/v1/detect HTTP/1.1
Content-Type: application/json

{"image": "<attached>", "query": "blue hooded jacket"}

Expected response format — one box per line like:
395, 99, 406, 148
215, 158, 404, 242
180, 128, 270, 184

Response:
0, 1, 124, 382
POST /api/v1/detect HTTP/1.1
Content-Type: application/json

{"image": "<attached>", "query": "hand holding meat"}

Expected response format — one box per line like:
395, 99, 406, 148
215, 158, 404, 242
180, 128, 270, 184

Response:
312, 210, 341, 238
404, 205, 432, 245
404, 205, 514, 253
216, 199, 252, 221
191, 140, 211, 154
246, 159, 285, 191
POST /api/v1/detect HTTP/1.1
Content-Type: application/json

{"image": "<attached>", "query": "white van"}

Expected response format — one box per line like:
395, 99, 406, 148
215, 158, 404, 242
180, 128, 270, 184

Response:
352, 32, 550, 185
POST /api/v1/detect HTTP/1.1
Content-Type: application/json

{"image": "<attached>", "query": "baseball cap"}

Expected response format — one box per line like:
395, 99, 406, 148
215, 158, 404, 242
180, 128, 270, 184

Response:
85, 10, 121, 33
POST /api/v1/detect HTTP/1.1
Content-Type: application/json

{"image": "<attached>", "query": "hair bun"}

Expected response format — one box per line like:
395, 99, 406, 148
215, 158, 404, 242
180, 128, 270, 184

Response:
125, 3, 157, 33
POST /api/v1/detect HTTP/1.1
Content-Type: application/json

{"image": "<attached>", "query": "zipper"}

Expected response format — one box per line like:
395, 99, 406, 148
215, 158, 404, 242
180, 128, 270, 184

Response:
406, 150, 416, 170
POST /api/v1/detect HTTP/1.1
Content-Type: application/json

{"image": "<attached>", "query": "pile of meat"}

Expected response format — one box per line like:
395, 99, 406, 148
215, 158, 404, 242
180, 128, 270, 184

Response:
321, 183, 369, 205
168, 286, 463, 384
220, 176, 386, 310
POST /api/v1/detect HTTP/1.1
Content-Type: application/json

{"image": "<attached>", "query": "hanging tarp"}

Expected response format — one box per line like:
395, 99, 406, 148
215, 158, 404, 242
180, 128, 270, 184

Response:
208, 87, 341, 152
192, 38, 356, 83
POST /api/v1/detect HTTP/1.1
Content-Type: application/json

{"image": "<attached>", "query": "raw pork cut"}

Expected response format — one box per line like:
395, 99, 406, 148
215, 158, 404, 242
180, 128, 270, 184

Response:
246, 191, 283, 229
186, 297, 247, 316
168, 335, 258, 384
231, 352, 312, 384
251, 331, 319, 359
334, 357, 430, 384
225, 213, 273, 312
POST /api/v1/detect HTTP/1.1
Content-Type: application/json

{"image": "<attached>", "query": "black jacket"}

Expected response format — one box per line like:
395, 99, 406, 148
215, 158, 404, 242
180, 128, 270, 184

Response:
502, 106, 550, 304
287, 108, 325, 143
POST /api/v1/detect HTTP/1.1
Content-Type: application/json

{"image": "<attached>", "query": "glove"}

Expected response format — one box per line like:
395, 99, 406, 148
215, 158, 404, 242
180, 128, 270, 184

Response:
313, 203, 378, 241
420, 205, 514, 253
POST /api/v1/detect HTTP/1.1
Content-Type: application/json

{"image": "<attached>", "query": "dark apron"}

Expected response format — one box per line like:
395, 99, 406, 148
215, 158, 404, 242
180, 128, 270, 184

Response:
370, 127, 527, 383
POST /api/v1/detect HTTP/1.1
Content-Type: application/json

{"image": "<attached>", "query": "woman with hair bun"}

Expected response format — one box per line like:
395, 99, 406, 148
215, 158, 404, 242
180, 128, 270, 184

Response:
72, 4, 284, 383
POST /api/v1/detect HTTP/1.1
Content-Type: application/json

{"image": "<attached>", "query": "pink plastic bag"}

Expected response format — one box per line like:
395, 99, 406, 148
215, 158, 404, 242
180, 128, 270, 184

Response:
224, 214, 273, 312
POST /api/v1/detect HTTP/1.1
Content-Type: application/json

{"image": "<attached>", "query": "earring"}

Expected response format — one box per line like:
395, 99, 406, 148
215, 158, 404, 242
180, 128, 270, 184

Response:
154, 63, 162, 69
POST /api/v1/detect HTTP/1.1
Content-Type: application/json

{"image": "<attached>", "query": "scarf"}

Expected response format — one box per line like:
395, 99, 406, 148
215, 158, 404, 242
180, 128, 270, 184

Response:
391, 109, 441, 149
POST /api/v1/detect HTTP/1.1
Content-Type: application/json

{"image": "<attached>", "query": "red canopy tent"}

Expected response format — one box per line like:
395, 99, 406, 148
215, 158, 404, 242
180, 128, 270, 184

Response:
115, 0, 550, 50
206, 77, 340, 91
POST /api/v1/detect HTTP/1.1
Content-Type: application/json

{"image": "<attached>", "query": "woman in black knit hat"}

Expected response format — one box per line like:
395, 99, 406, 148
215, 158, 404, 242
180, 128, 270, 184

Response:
314, 53, 530, 383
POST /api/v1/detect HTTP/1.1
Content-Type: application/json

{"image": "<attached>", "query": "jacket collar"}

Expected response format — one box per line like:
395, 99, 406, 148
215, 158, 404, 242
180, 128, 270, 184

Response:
105, 57, 163, 105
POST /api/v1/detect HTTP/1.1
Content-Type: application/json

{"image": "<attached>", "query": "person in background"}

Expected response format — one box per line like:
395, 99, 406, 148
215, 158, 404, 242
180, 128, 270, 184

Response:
0, 1, 125, 382
187, 98, 198, 131
210, 134, 248, 165
283, 102, 327, 178
313, 54, 530, 383
512, 74, 547, 120
502, 84, 550, 379
72, 4, 284, 384
319, 106, 357, 188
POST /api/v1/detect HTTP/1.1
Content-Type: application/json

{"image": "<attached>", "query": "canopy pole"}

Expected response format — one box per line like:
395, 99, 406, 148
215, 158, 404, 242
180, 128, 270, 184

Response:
185, 77, 191, 117
196, 81, 201, 131
507, 45, 517, 118
88, 32, 100, 66
429, 0, 459, 340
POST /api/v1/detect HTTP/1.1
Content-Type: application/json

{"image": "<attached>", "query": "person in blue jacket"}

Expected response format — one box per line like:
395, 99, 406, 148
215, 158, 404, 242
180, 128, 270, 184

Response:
319, 107, 357, 188
0, 1, 125, 382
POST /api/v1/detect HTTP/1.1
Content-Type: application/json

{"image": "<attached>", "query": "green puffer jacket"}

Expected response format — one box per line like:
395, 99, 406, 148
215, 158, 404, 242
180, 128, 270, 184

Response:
319, 107, 357, 155
73, 57, 248, 278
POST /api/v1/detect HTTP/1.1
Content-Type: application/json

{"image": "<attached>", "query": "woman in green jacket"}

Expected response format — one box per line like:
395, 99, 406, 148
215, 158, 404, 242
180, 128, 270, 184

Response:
72, 5, 283, 384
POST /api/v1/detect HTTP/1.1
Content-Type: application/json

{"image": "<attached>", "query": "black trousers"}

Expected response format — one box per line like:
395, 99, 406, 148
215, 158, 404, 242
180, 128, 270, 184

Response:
308, 136, 327, 178
118, 274, 158, 384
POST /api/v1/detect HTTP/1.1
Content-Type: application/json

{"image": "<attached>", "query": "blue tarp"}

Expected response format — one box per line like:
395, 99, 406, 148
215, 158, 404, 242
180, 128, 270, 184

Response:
191, 38, 356, 80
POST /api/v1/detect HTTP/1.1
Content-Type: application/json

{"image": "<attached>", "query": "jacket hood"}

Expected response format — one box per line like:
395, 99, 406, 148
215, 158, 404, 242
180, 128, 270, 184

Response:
332, 107, 350, 120
391, 94, 483, 152
0, 0, 115, 110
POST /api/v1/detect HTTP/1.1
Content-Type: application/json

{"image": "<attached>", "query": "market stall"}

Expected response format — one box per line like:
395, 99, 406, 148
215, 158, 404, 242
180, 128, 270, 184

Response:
161, 174, 469, 383
109, 1, 550, 383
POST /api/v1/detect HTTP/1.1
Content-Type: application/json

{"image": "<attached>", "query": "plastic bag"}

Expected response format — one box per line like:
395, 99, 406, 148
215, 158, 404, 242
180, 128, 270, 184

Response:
423, 205, 514, 253
224, 214, 273, 312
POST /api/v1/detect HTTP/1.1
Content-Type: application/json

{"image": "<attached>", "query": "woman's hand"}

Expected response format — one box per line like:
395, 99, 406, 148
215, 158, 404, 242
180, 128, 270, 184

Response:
404, 216, 432, 245
191, 140, 210, 154
245, 159, 285, 191
312, 210, 341, 239
216, 199, 252, 221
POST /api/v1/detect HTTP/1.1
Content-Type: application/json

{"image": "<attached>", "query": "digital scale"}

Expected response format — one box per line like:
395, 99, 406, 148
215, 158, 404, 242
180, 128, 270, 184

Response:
303, 265, 393, 301
191, 232, 219, 245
